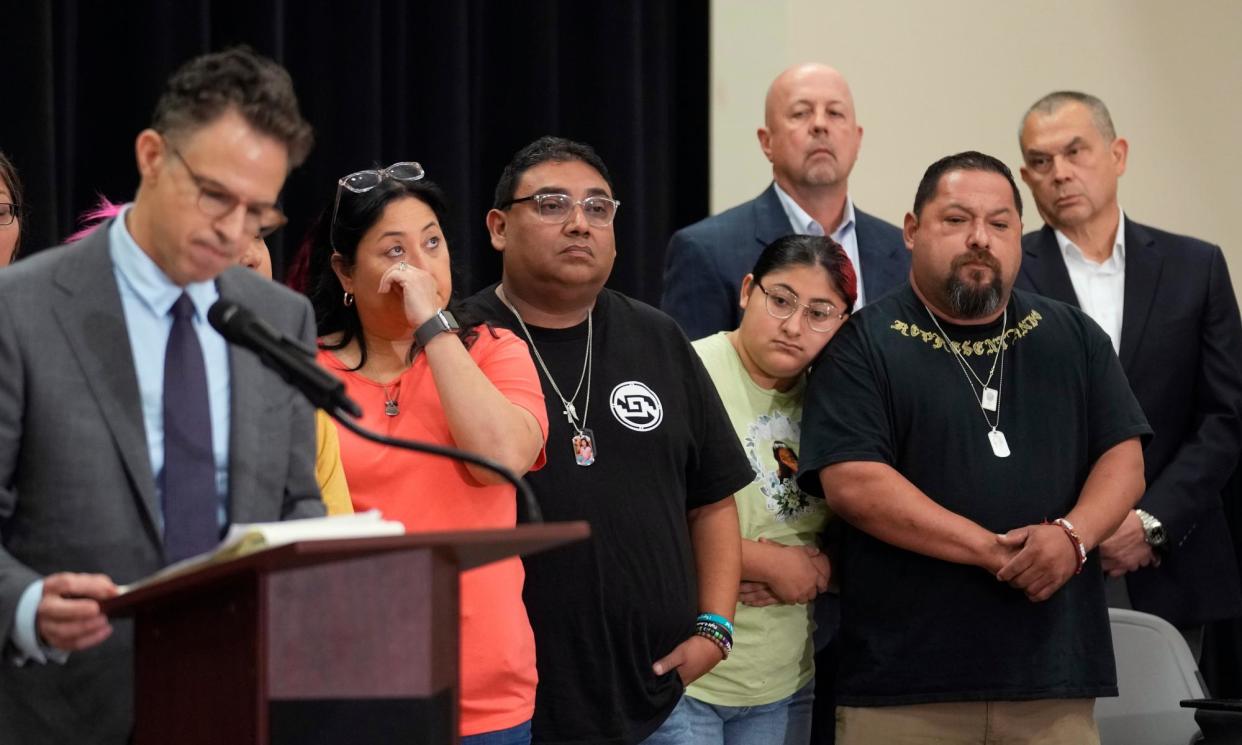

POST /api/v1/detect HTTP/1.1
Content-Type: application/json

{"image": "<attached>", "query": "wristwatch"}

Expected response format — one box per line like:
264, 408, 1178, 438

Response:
414, 309, 460, 348
1136, 509, 1168, 549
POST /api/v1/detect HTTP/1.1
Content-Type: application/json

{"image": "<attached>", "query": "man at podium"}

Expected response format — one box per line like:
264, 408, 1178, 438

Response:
0, 48, 325, 744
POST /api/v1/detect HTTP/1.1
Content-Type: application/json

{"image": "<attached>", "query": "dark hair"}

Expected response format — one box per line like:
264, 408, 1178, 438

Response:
152, 46, 314, 167
912, 151, 1023, 219
0, 151, 22, 258
752, 234, 858, 314
305, 176, 486, 370
492, 136, 615, 209
1021, 90, 1116, 143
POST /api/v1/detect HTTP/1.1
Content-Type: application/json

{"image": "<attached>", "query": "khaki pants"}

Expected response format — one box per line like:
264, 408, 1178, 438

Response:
837, 699, 1099, 745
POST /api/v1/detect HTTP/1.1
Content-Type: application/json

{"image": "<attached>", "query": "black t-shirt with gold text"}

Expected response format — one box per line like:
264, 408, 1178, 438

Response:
797, 285, 1151, 706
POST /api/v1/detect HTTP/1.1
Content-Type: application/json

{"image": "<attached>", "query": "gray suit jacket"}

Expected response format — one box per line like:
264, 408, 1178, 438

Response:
0, 222, 325, 744
661, 184, 910, 340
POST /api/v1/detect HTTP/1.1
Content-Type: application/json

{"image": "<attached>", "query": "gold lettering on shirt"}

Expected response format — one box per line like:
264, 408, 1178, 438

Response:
889, 310, 1042, 355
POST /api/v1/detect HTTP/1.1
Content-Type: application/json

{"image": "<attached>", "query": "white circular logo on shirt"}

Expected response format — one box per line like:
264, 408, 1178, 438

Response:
610, 381, 663, 432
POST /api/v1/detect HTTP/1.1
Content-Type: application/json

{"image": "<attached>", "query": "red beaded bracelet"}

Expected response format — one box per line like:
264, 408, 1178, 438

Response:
1051, 518, 1087, 575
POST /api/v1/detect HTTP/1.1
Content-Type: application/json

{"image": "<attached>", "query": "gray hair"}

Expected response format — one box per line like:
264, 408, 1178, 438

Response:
1020, 91, 1117, 144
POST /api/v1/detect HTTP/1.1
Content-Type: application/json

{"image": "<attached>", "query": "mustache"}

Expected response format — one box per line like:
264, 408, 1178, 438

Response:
951, 251, 1001, 274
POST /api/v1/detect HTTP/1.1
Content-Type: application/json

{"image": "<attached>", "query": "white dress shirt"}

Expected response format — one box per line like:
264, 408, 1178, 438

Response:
772, 183, 866, 308
1055, 210, 1127, 354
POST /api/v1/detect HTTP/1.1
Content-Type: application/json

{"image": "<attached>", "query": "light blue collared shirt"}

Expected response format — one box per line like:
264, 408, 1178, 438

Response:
772, 182, 867, 308
11, 207, 232, 664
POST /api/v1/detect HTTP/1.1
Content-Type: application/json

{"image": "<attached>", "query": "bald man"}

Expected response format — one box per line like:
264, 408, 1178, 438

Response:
661, 62, 908, 340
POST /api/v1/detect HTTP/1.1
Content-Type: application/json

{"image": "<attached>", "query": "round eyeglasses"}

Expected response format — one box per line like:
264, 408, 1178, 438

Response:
330, 162, 425, 250
503, 193, 620, 228
338, 162, 425, 194
755, 280, 846, 333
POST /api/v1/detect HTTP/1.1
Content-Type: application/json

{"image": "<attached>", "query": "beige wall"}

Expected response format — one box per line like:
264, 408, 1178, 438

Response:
711, 0, 1242, 294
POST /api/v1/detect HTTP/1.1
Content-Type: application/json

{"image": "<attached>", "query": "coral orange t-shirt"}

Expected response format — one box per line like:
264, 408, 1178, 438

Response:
318, 327, 548, 736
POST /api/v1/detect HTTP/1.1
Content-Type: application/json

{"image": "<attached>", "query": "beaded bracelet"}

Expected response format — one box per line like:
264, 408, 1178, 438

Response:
694, 620, 733, 659
1051, 517, 1087, 575
694, 620, 733, 644
696, 612, 734, 636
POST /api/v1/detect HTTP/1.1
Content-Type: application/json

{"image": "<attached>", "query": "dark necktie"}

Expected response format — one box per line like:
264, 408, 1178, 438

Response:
161, 293, 218, 564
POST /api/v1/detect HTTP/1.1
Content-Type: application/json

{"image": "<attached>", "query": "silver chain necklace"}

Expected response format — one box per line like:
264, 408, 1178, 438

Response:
497, 287, 597, 466
923, 305, 1011, 458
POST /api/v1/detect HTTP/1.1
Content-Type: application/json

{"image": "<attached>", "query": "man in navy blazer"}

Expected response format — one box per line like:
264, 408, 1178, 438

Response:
662, 63, 908, 341
0, 48, 324, 744
1015, 91, 1242, 643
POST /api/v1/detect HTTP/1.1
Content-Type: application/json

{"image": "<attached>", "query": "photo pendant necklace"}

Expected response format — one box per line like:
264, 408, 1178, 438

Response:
497, 288, 596, 466
383, 380, 400, 416
923, 305, 1011, 458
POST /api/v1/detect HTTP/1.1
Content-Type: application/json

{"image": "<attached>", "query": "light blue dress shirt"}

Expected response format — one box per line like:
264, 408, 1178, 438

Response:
11, 207, 232, 663
772, 183, 867, 308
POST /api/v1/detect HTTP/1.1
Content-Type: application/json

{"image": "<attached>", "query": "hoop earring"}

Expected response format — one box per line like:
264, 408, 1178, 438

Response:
343, 291, 354, 307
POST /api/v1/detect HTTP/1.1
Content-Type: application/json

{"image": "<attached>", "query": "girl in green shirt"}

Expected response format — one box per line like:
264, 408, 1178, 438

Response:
682, 234, 856, 744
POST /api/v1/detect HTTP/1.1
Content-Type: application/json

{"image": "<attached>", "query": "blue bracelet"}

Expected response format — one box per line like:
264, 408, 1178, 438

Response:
697, 612, 734, 635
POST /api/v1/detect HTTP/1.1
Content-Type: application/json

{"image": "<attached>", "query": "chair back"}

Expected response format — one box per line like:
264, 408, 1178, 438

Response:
1098, 608, 1204, 745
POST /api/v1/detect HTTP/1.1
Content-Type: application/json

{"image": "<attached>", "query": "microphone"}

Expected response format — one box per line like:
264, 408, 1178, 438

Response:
208, 300, 363, 418
209, 300, 543, 522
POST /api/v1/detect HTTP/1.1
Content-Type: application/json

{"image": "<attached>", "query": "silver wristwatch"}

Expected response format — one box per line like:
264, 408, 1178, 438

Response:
1136, 509, 1167, 549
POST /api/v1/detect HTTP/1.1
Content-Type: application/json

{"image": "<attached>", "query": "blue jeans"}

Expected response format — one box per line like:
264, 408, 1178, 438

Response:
641, 679, 815, 745
461, 719, 531, 745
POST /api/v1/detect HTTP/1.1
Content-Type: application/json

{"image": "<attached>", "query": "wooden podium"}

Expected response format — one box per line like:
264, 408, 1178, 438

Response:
103, 522, 589, 745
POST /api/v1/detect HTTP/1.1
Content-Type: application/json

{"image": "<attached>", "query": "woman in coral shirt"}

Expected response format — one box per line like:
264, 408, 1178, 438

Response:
304, 164, 547, 744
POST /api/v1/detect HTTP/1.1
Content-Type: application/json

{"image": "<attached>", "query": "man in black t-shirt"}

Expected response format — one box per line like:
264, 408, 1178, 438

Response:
463, 136, 752, 745
797, 152, 1151, 745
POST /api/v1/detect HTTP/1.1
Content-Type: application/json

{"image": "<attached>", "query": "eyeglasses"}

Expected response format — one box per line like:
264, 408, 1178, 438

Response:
503, 193, 620, 228
168, 146, 287, 238
330, 162, 425, 250
0, 203, 18, 227
755, 280, 846, 333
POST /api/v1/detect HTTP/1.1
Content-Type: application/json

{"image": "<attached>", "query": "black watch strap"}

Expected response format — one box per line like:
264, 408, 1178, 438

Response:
414, 310, 460, 348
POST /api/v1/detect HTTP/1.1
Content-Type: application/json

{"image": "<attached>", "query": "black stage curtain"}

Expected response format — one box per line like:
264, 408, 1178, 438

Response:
0, 0, 708, 305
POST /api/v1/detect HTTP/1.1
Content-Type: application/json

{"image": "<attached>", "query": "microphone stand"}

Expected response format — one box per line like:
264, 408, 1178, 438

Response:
327, 407, 543, 524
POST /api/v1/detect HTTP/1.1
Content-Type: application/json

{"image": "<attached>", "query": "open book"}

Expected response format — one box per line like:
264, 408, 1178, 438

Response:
118, 510, 405, 594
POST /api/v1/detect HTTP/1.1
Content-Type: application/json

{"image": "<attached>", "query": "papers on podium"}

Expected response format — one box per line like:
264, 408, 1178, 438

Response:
118, 510, 405, 594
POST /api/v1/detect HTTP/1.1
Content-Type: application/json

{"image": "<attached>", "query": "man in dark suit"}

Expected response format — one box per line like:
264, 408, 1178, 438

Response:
0, 48, 325, 744
1015, 90, 1242, 648
661, 63, 908, 340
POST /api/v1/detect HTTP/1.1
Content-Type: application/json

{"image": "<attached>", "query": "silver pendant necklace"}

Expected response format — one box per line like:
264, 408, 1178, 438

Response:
497, 287, 596, 466
923, 305, 1010, 458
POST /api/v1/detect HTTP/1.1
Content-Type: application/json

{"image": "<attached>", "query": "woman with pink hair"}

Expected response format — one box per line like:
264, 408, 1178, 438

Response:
67, 196, 271, 275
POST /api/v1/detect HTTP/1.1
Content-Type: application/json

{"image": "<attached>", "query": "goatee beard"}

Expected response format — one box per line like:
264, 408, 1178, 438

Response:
942, 252, 1005, 319
945, 274, 1003, 319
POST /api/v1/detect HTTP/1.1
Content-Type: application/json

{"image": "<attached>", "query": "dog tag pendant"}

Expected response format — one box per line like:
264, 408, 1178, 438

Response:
987, 429, 1010, 458
572, 429, 596, 467
981, 387, 998, 411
